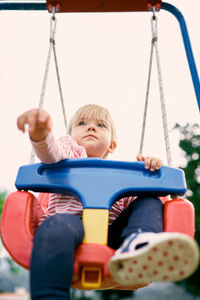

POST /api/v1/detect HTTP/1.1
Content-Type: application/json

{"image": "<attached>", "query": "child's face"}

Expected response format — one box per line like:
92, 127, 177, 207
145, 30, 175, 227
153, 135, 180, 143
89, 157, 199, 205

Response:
71, 115, 116, 158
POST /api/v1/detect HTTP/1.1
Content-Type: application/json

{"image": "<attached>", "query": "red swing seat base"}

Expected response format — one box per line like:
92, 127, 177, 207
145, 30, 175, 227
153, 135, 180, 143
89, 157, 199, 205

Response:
72, 243, 149, 290
0, 190, 195, 290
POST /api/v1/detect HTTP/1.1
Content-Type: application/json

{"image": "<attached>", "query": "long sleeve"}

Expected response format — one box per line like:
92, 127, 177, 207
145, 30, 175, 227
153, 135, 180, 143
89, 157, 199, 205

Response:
30, 132, 87, 163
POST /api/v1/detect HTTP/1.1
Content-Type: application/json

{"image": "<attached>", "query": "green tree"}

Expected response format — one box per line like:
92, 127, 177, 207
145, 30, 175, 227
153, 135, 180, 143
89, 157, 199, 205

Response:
0, 191, 7, 217
174, 123, 200, 295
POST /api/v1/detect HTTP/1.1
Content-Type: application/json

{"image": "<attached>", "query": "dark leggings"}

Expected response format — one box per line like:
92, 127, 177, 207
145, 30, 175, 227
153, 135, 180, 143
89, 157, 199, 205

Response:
30, 196, 163, 300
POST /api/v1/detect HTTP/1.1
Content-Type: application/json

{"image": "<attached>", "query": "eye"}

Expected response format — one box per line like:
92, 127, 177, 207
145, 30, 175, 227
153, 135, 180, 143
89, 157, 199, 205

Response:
98, 122, 107, 128
77, 120, 86, 126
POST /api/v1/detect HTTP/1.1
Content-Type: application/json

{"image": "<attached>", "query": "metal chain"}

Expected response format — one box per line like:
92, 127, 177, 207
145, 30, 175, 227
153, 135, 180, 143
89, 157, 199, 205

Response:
29, 7, 67, 163
139, 11, 172, 167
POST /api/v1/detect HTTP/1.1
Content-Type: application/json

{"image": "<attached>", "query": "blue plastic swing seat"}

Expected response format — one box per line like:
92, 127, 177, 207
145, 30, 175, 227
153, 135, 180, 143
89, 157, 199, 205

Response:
16, 158, 186, 209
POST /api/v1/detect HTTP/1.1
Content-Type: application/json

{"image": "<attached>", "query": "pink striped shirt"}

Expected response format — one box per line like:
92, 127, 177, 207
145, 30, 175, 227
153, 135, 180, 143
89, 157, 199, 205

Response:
31, 133, 134, 224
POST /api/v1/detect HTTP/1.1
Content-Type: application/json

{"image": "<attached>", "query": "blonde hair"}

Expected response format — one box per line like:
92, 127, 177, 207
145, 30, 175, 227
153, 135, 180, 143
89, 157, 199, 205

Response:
67, 104, 117, 142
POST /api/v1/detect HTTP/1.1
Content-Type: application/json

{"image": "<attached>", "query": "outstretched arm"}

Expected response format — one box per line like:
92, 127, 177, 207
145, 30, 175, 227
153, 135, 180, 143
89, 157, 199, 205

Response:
17, 108, 65, 163
17, 108, 87, 163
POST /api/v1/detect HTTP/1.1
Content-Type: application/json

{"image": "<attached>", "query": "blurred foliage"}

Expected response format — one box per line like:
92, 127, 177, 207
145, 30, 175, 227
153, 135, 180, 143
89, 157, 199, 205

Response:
0, 191, 7, 217
71, 289, 134, 300
96, 289, 134, 299
174, 123, 200, 295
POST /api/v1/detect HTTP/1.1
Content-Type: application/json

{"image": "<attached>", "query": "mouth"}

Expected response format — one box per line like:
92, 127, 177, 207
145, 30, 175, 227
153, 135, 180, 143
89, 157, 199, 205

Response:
84, 135, 97, 139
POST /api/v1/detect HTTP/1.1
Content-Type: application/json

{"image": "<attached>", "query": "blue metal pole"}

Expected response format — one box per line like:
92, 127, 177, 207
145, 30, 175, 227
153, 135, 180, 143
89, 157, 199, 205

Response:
0, 2, 46, 11
162, 2, 200, 112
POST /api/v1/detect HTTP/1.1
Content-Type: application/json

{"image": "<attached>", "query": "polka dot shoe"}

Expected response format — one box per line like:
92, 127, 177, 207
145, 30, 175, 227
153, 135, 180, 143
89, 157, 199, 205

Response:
109, 232, 199, 285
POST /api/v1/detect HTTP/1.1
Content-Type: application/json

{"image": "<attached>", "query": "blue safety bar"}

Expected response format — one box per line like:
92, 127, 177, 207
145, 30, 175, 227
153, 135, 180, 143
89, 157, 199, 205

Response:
16, 159, 186, 209
0, 2, 199, 111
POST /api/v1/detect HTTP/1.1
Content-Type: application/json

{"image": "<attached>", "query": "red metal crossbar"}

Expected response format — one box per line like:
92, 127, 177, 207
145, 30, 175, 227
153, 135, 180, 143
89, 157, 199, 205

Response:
46, 0, 162, 13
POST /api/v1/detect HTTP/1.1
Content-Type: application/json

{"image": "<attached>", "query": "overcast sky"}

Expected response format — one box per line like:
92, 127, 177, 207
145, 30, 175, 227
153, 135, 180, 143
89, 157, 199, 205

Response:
0, 0, 199, 191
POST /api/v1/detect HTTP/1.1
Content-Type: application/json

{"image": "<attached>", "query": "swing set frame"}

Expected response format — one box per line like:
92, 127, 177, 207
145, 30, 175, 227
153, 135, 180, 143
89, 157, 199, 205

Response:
0, 1, 200, 112
0, 0, 199, 291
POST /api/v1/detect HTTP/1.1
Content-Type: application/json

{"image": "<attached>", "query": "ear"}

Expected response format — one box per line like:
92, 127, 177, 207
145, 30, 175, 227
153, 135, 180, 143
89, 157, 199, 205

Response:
107, 140, 117, 154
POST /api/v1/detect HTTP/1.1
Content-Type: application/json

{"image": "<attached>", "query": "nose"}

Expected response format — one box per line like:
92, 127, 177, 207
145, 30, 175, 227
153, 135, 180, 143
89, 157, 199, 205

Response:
87, 122, 96, 132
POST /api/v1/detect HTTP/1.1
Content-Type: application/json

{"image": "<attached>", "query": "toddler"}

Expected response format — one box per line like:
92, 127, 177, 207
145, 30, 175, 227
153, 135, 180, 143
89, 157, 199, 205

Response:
17, 104, 199, 300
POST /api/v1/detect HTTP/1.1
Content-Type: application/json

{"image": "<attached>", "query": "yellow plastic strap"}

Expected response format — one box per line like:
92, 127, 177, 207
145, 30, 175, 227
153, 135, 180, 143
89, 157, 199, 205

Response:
82, 209, 109, 244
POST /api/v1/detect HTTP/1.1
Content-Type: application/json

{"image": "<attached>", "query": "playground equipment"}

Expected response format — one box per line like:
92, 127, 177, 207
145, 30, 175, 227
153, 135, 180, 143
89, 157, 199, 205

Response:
1, 0, 199, 290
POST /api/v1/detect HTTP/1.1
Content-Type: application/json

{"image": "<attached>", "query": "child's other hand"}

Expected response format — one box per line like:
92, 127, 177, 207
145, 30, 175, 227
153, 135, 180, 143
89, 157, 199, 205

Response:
17, 108, 52, 142
136, 153, 163, 172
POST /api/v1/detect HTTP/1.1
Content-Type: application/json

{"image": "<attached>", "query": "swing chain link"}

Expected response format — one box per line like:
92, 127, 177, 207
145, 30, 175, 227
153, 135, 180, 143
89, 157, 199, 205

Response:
151, 14, 158, 46
50, 6, 57, 45
152, 5, 156, 20
139, 7, 173, 167
51, 5, 56, 21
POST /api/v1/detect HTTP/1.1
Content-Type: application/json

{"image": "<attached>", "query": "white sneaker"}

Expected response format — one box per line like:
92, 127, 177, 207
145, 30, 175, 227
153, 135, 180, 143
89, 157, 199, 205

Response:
109, 232, 199, 285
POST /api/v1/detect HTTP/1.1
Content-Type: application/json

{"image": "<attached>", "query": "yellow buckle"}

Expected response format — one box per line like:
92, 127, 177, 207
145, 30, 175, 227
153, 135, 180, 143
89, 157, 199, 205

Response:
81, 266, 102, 289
